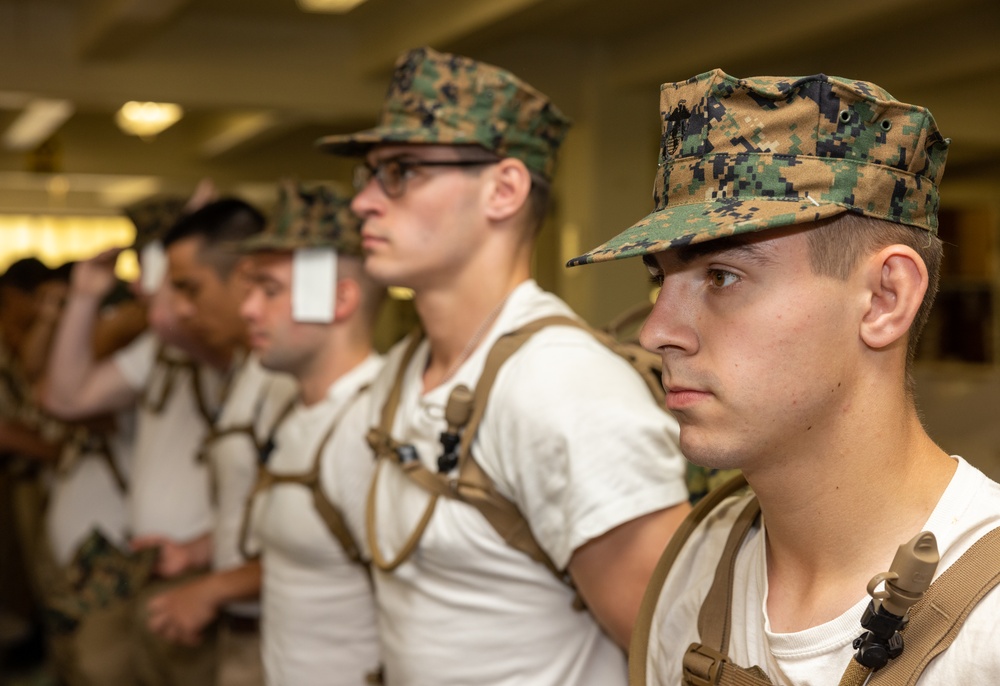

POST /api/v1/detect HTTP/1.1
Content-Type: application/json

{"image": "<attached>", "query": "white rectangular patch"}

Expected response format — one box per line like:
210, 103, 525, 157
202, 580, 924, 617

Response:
292, 247, 337, 323
139, 240, 168, 295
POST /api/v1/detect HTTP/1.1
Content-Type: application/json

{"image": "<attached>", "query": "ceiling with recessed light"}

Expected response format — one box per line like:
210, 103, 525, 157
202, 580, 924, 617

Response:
0, 0, 998, 218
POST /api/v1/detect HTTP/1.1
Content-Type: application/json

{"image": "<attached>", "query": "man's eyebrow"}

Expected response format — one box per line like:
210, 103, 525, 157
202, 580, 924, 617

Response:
674, 235, 775, 265
248, 273, 278, 285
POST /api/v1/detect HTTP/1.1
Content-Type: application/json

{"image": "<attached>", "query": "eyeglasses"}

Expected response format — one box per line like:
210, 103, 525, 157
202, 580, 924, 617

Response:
353, 157, 497, 198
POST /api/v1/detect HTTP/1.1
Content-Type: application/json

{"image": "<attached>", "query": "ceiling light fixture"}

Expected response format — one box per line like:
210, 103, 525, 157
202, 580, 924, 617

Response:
115, 101, 184, 140
2, 98, 75, 151
296, 0, 369, 13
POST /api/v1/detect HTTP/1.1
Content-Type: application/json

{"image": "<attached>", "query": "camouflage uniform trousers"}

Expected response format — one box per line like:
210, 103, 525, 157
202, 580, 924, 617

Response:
215, 615, 263, 686
131, 574, 218, 686
48, 599, 138, 686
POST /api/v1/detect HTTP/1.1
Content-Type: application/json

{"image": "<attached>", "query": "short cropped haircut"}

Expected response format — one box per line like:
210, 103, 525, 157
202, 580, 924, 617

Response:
0, 257, 50, 294
162, 198, 265, 278
455, 146, 551, 234
525, 171, 552, 234
805, 211, 943, 393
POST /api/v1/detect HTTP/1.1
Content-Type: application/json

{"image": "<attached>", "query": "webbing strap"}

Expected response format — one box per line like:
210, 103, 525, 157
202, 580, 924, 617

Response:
197, 424, 254, 463
374, 331, 424, 438
838, 524, 1000, 686
238, 391, 364, 565
365, 331, 441, 572
95, 433, 127, 495
60, 428, 128, 495
629, 473, 749, 685
679, 497, 773, 686
696, 497, 762, 657
365, 456, 440, 573
140, 345, 185, 414
454, 315, 585, 576
367, 315, 662, 587
366, 317, 588, 579
199, 393, 298, 465
838, 658, 870, 686
141, 344, 218, 430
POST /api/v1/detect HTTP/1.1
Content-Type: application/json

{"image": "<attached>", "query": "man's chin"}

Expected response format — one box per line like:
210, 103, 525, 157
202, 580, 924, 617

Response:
679, 434, 742, 472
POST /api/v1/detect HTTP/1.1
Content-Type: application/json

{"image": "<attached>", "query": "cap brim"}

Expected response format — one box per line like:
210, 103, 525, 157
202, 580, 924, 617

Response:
316, 125, 485, 156
567, 197, 849, 266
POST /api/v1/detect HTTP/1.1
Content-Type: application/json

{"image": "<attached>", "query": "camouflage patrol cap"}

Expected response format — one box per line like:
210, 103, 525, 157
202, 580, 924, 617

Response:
237, 180, 363, 256
568, 69, 950, 266
316, 46, 571, 181
124, 196, 186, 251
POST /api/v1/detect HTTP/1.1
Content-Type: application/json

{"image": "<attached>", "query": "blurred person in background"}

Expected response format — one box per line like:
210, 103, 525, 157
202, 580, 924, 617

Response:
237, 181, 384, 686
42, 195, 264, 686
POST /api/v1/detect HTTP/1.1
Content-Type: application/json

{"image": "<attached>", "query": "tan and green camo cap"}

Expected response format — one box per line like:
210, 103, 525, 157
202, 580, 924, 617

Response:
125, 196, 187, 251
237, 180, 362, 256
568, 69, 950, 266
316, 46, 571, 181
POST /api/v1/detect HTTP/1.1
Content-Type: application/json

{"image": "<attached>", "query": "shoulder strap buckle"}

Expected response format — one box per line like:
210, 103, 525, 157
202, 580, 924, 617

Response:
682, 643, 727, 686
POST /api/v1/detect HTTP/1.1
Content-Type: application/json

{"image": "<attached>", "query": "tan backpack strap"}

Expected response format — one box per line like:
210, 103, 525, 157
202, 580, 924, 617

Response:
95, 432, 128, 494
629, 473, 749, 685
197, 424, 255, 463
681, 496, 774, 686
840, 524, 1000, 686
456, 457, 562, 578
366, 457, 440, 573
141, 344, 178, 414
451, 315, 585, 577
375, 331, 424, 439
238, 468, 276, 561
365, 330, 445, 572
312, 484, 365, 565
237, 388, 361, 563
457, 315, 582, 462
697, 496, 761, 651
304, 392, 368, 566
189, 363, 217, 427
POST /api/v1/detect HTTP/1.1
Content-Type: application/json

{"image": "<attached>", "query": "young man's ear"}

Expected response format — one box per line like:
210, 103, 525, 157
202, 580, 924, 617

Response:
333, 276, 361, 322
483, 158, 532, 224
859, 244, 928, 351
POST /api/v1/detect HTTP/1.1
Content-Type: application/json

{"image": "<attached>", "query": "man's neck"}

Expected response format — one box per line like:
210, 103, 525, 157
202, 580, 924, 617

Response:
198, 343, 237, 373
749, 404, 955, 633
297, 337, 371, 406
414, 273, 529, 392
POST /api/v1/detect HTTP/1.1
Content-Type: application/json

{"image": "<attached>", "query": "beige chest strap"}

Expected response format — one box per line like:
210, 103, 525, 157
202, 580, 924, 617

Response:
630, 472, 1000, 686
238, 391, 365, 567
839, 524, 1000, 686
59, 427, 127, 495
364, 322, 578, 582
629, 474, 750, 685
141, 345, 216, 428
680, 493, 773, 686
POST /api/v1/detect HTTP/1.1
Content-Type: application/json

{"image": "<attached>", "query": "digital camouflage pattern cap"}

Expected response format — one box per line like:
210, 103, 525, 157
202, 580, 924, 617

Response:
125, 196, 187, 251
316, 46, 571, 181
236, 180, 362, 256
568, 69, 950, 266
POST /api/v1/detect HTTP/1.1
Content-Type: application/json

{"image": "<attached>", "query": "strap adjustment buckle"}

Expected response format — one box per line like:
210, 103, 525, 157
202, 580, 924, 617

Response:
682, 642, 726, 686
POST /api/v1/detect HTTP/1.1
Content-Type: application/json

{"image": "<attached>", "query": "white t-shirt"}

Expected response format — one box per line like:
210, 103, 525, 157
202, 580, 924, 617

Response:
646, 456, 1000, 685
113, 331, 219, 542
359, 280, 689, 686
248, 353, 383, 686
45, 411, 136, 566
207, 355, 297, 573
